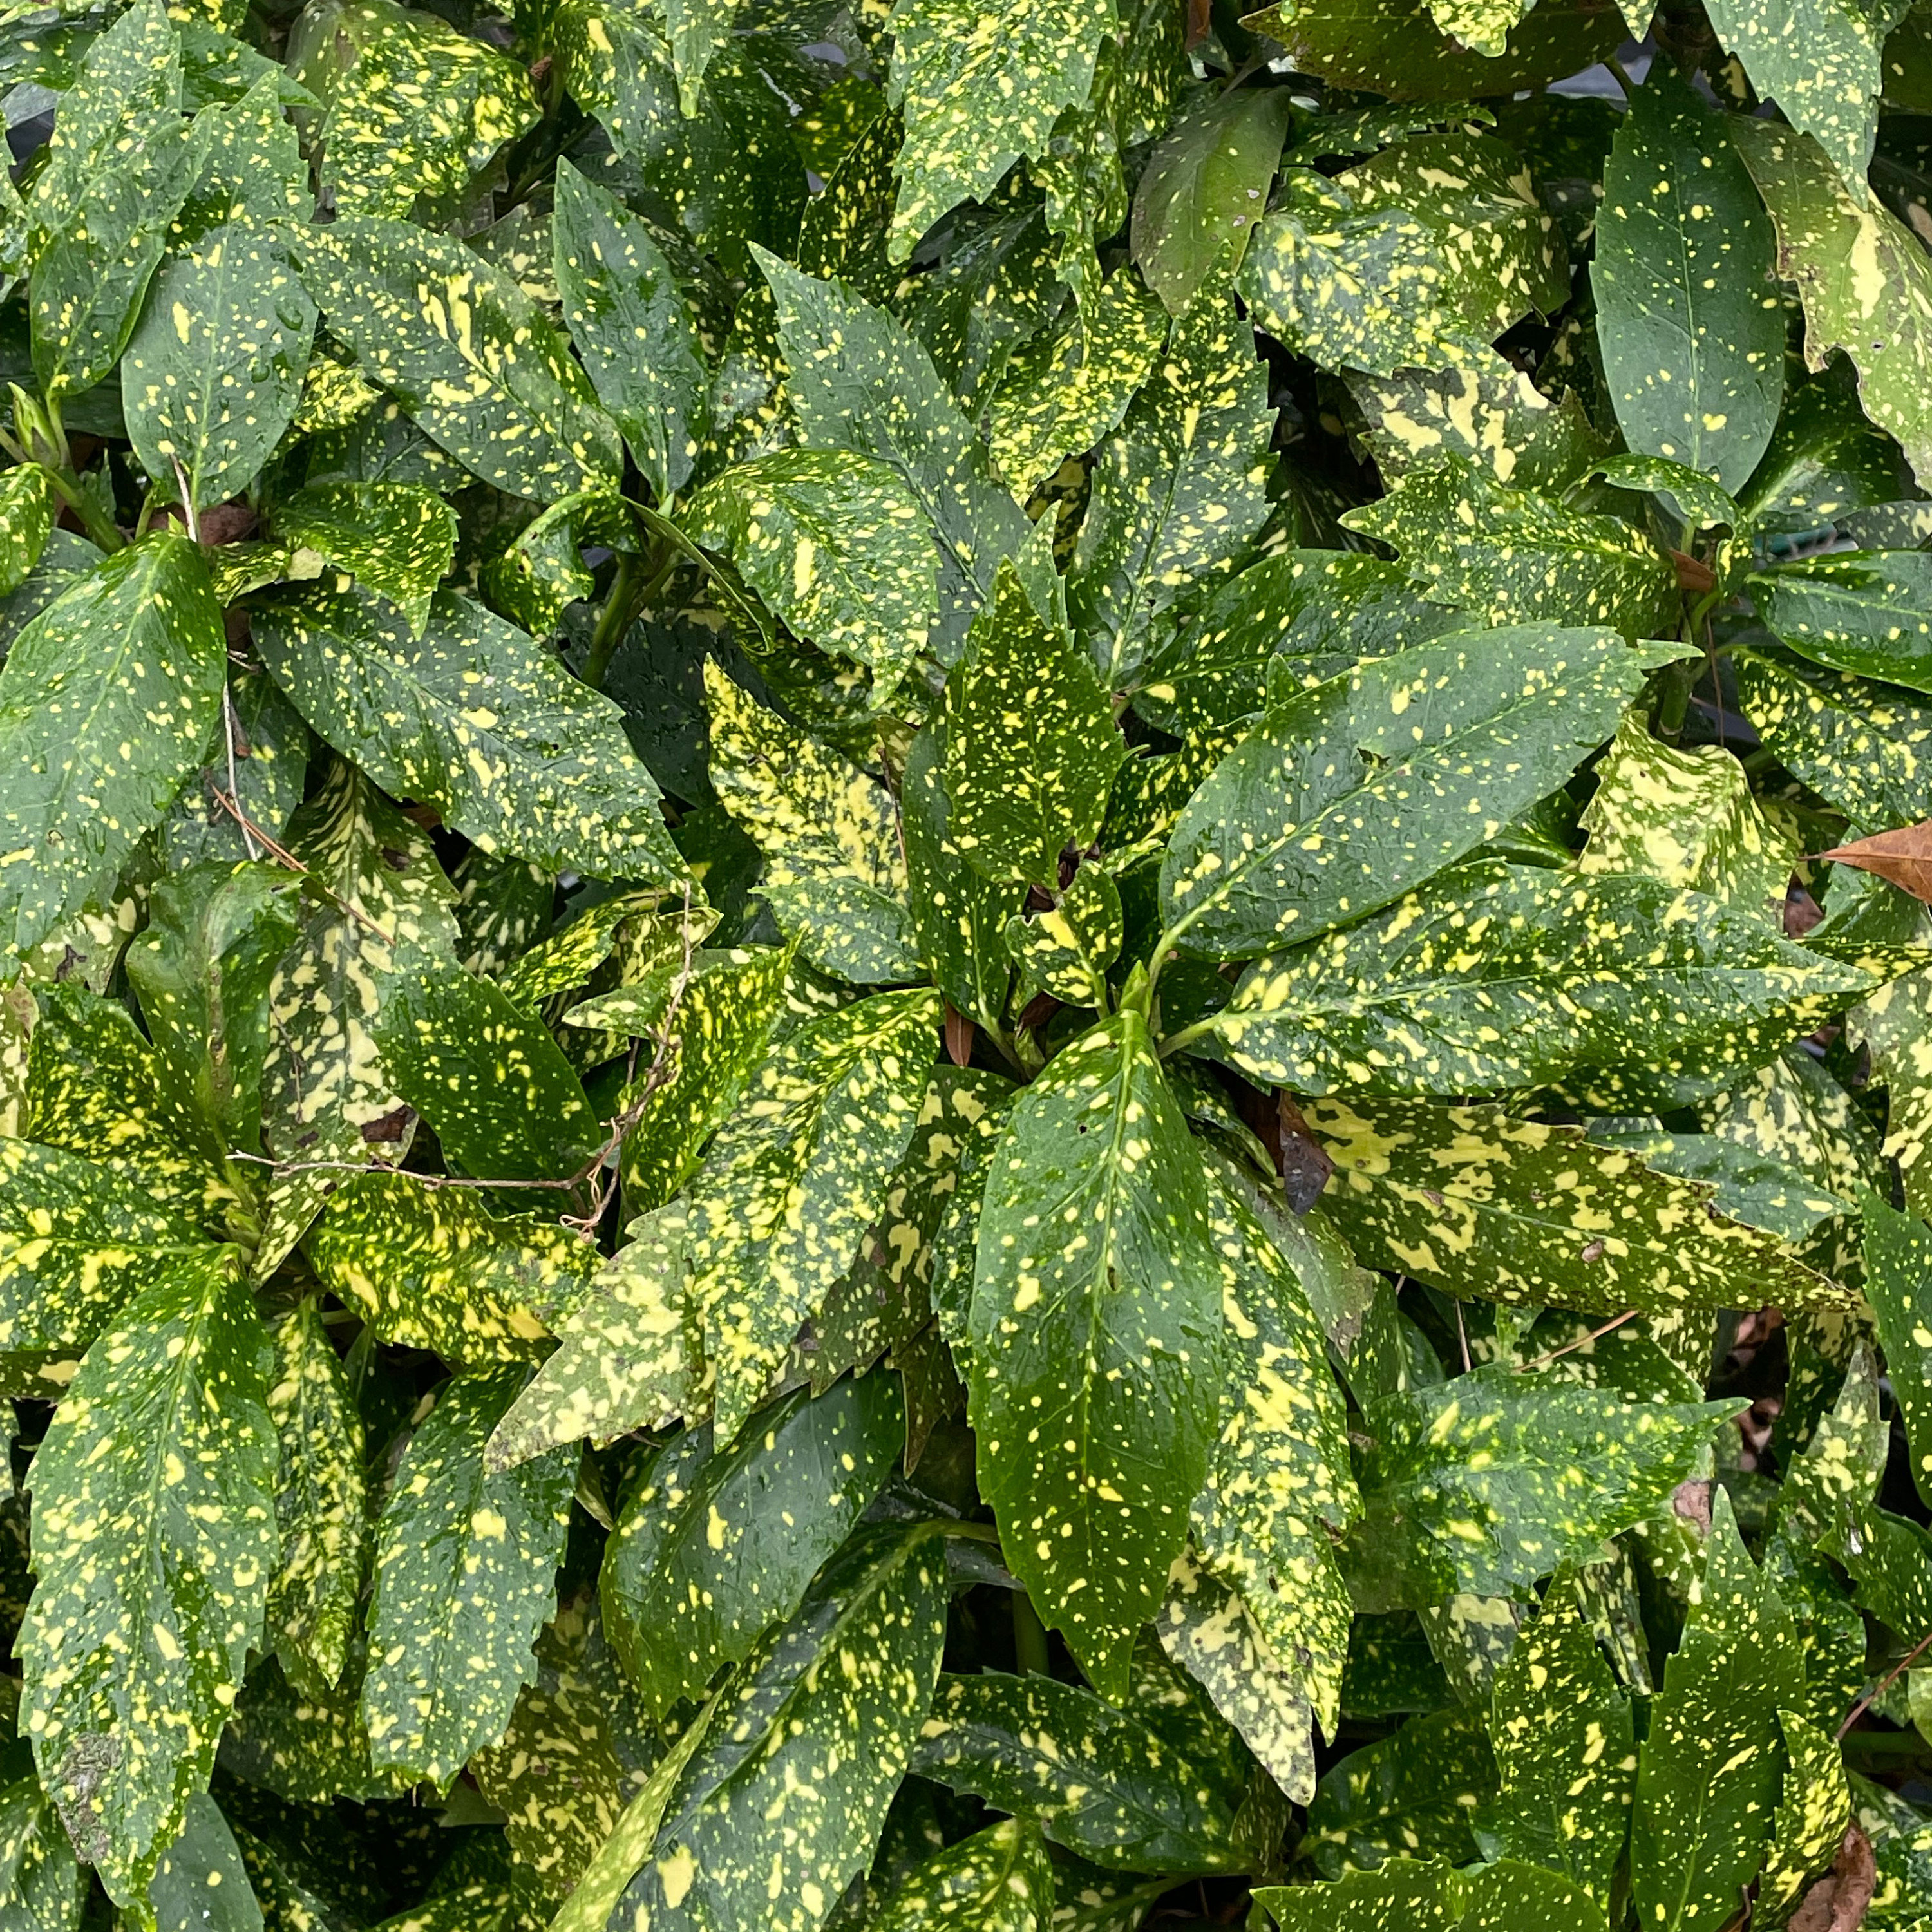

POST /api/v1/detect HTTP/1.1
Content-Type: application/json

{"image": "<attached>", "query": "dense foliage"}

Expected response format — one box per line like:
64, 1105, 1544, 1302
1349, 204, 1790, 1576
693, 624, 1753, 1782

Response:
11, 0, 1932, 1924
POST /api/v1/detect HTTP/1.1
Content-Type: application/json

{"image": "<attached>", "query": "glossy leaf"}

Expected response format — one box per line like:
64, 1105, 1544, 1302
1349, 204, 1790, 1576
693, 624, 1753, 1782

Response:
0, 535, 225, 956
253, 585, 683, 882
19, 1252, 276, 1908
1594, 67, 1782, 493
601, 1372, 903, 1717
1160, 625, 1669, 961
967, 1009, 1222, 1696
1310, 1096, 1852, 1318
361, 1365, 574, 1788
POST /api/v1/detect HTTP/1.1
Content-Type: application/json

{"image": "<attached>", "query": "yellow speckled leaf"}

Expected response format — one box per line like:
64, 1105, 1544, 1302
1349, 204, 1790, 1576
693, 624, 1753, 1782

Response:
470, 1587, 658, 1908
19, 1248, 276, 1909
685, 987, 940, 1442
0, 534, 226, 960
485, 1202, 698, 1474
303, 1171, 595, 1361
1733, 118, 1932, 487
885, 0, 1116, 260
287, 0, 536, 223
1757, 1707, 1851, 1918
1309, 1095, 1853, 1318
0, 1134, 218, 1354
254, 585, 683, 883
291, 215, 620, 504
361, 1365, 574, 1790
263, 1296, 366, 1700
967, 1009, 1223, 1698
1342, 455, 1679, 634
1579, 714, 1797, 923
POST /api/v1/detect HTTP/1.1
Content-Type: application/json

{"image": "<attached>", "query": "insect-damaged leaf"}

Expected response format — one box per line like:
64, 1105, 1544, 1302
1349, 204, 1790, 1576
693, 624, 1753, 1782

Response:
942, 562, 1123, 887
361, 1365, 574, 1789
1309, 1097, 1852, 1319
291, 215, 620, 502
0, 1748, 90, 1931
1484, 1595, 1633, 1909
304, 1170, 594, 1359
1630, 1490, 1803, 1931
601, 1371, 903, 1718
1343, 1363, 1732, 1611
0, 534, 226, 957
1197, 861, 1866, 1098
967, 1008, 1222, 1697
608, 1520, 948, 1932
1593, 67, 1782, 493
253, 585, 683, 883
684, 987, 941, 1442
19, 1250, 276, 1908
909, 1667, 1253, 1876
688, 449, 939, 693
1160, 625, 1669, 961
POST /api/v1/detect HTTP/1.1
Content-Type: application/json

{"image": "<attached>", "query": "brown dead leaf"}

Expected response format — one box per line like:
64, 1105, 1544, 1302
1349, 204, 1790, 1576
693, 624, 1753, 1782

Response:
1788, 1824, 1875, 1932
1819, 819, 1932, 902
1277, 1094, 1335, 1215
943, 1004, 974, 1069
1669, 548, 1718, 594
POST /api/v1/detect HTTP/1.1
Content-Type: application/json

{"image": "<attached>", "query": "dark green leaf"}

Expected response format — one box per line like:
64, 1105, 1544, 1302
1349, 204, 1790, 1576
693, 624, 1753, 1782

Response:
910, 1668, 1249, 1875
601, 1372, 903, 1717
1343, 1364, 1730, 1609
19, 1250, 276, 1907
967, 1008, 1222, 1696
272, 480, 457, 635
361, 1364, 574, 1788
610, 1521, 948, 1932
759, 252, 1032, 654
1594, 67, 1783, 492
1629, 1490, 1803, 1931
291, 214, 621, 503
0, 535, 226, 956
253, 585, 683, 882
1131, 86, 1293, 316
943, 561, 1124, 886
551, 157, 710, 502
1159, 626, 1670, 961
1303, 1707, 1497, 1879
1484, 1595, 1633, 1908
1309, 1097, 1851, 1318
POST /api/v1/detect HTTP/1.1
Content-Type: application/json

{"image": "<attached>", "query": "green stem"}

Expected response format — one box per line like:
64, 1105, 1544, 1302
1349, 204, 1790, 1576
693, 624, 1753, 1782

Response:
1012, 1589, 1052, 1678
582, 549, 639, 689
1157, 1013, 1220, 1061
47, 468, 122, 552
